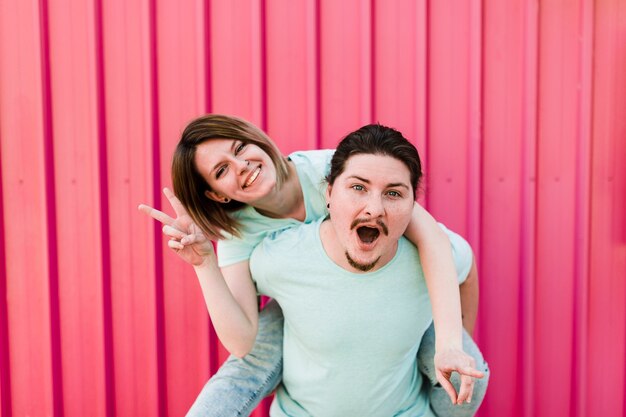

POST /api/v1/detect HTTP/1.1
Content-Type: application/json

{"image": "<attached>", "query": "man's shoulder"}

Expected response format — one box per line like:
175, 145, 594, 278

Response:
249, 220, 323, 286
253, 220, 321, 256
390, 237, 423, 271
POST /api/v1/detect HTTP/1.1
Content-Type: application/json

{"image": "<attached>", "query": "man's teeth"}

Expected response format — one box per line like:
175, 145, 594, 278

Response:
244, 166, 261, 188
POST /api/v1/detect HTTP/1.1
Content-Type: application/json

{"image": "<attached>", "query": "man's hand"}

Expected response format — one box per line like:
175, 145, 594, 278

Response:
434, 348, 485, 405
138, 188, 216, 266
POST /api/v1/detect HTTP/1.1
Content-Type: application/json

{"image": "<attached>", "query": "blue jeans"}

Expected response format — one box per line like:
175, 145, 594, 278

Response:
187, 300, 489, 417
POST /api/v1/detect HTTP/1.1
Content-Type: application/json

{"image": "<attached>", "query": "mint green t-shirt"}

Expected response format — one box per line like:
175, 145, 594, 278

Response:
216, 149, 334, 268
250, 218, 473, 417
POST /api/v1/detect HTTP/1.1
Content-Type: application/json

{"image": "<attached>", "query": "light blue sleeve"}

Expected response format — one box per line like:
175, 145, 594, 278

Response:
438, 224, 473, 284
216, 235, 257, 268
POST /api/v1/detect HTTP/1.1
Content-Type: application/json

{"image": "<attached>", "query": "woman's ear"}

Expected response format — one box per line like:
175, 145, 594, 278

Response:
205, 189, 229, 203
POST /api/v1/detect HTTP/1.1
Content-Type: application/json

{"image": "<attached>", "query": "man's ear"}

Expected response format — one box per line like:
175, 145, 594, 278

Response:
205, 189, 226, 203
325, 184, 332, 203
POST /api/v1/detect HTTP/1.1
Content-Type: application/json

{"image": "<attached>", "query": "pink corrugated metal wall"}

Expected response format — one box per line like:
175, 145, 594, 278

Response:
1, 0, 624, 416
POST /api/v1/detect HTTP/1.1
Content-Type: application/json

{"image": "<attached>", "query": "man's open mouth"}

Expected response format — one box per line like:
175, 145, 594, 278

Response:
356, 226, 381, 244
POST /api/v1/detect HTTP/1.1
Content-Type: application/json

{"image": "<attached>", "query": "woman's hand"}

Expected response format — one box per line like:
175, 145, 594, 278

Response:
434, 347, 484, 405
138, 187, 215, 266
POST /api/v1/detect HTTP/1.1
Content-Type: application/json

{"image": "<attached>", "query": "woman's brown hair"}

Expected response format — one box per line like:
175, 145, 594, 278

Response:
172, 114, 290, 238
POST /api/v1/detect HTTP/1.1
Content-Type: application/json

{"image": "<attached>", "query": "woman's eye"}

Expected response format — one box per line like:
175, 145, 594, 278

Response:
387, 190, 400, 197
216, 165, 227, 179
235, 142, 247, 155
352, 185, 365, 191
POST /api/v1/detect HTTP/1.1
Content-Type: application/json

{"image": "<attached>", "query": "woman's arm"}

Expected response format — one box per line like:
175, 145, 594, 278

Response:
404, 203, 483, 404
404, 203, 463, 351
459, 257, 479, 336
193, 258, 259, 358
139, 188, 259, 358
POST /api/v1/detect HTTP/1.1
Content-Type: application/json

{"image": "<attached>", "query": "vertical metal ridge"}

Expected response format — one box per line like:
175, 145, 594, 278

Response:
521, 1, 539, 416
148, 0, 167, 414
315, 0, 322, 149
571, 1, 594, 416
467, 0, 485, 352
468, 0, 482, 258
38, 0, 64, 415
203, 0, 219, 377
204, 0, 212, 114
414, 0, 428, 204
370, 0, 376, 122
93, 0, 115, 414
0, 121, 12, 417
260, 0, 268, 132
423, 0, 431, 209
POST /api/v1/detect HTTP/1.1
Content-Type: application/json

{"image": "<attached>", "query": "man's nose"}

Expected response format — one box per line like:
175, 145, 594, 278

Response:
363, 196, 384, 217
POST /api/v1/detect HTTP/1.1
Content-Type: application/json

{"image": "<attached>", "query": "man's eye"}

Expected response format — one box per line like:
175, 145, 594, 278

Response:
387, 190, 401, 197
235, 142, 247, 155
352, 185, 365, 191
216, 165, 227, 179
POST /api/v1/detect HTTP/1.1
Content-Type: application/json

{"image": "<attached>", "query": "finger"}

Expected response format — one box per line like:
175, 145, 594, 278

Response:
435, 371, 458, 404
458, 366, 485, 378
181, 233, 207, 245
163, 225, 186, 240
456, 374, 474, 405
163, 187, 188, 217
457, 365, 484, 379
167, 239, 184, 251
138, 204, 175, 227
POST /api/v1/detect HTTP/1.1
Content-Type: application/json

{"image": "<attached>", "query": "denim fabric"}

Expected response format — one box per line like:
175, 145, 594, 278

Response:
186, 300, 284, 417
187, 303, 489, 417
418, 323, 490, 417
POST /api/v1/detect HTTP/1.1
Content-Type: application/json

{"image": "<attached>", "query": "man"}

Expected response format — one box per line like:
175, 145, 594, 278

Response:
249, 124, 488, 416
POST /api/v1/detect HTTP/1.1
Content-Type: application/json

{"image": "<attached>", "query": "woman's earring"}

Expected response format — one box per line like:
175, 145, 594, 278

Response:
326, 203, 330, 209
223, 198, 231, 203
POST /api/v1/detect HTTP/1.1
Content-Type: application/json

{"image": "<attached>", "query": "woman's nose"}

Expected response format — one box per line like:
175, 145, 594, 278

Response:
234, 158, 250, 174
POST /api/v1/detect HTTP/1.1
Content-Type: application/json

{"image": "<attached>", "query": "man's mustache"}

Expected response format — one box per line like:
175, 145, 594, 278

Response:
350, 218, 389, 236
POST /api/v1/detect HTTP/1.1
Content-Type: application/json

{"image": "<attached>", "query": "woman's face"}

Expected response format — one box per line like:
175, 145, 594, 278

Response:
194, 138, 278, 204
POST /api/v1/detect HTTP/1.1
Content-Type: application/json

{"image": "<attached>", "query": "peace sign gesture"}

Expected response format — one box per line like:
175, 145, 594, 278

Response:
138, 188, 216, 266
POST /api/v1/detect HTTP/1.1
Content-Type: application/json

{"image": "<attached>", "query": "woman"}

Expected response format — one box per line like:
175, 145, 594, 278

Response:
140, 115, 487, 415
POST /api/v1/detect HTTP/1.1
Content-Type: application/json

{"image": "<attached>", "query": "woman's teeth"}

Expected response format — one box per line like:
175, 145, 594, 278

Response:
243, 166, 261, 188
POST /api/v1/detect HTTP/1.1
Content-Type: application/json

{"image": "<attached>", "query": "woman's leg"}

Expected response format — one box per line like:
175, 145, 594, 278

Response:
187, 300, 284, 417
418, 323, 490, 417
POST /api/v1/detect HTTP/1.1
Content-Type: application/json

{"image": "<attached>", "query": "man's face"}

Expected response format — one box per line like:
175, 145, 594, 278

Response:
325, 153, 415, 272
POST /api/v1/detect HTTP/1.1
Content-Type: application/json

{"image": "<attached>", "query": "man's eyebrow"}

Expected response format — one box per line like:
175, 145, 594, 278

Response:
347, 176, 409, 189
347, 175, 371, 183
387, 182, 410, 189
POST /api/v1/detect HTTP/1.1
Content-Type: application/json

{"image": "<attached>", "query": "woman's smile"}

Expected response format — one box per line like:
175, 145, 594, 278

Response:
243, 165, 262, 189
